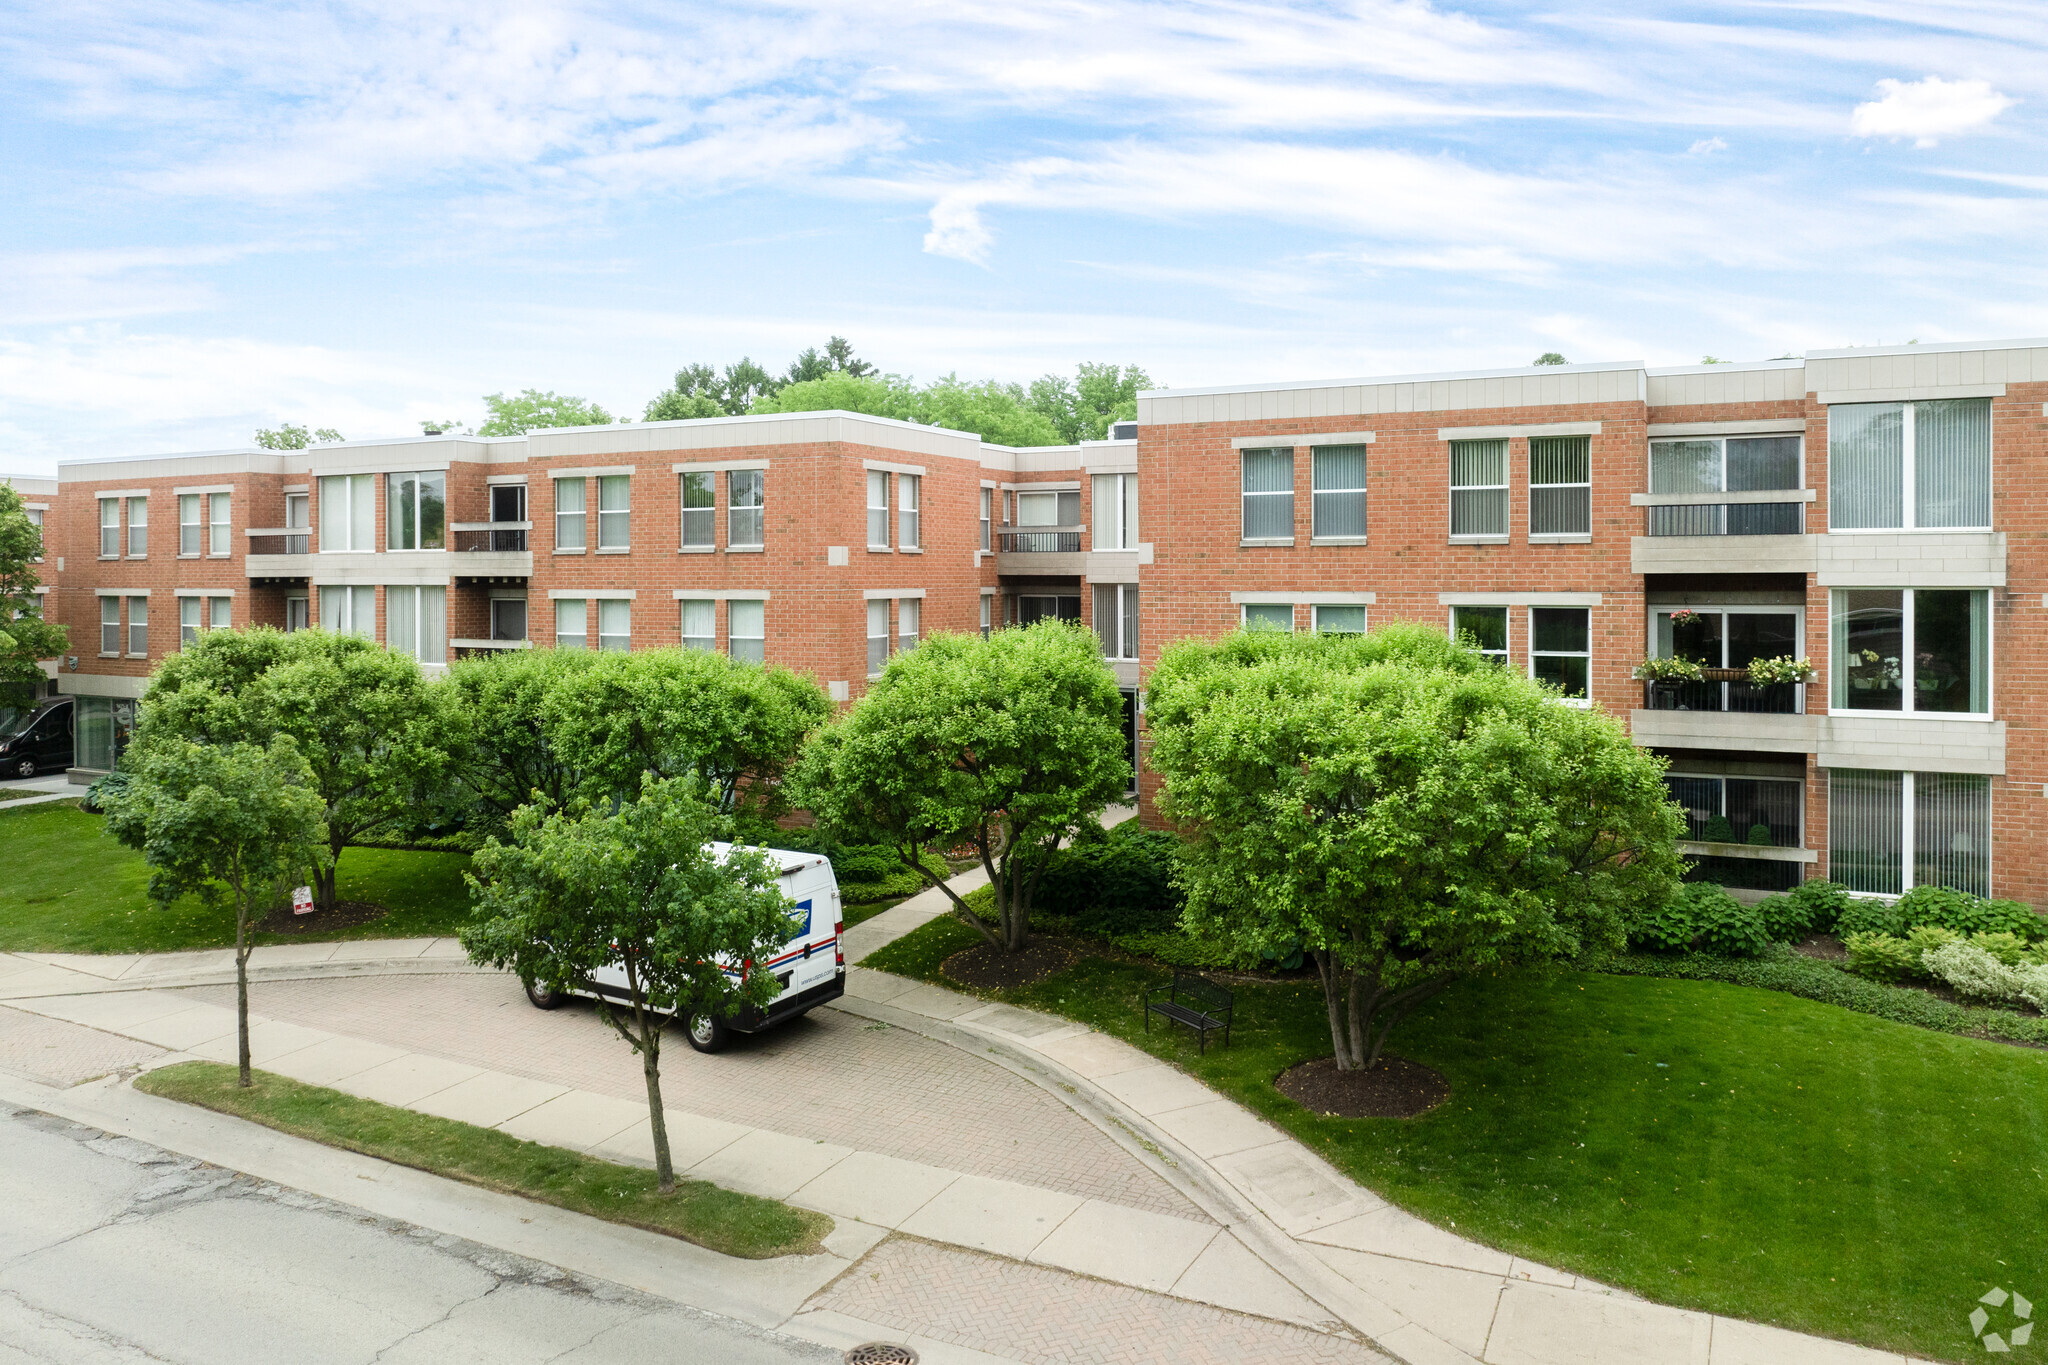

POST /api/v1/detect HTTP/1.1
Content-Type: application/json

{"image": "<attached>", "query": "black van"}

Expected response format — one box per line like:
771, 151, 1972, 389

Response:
0, 698, 74, 779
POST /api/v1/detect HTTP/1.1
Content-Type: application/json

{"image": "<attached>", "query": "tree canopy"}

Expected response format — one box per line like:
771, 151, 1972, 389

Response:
441, 647, 601, 834
0, 481, 66, 711
253, 424, 345, 449
462, 775, 794, 1191
1146, 623, 1684, 1071
796, 622, 1130, 953
478, 389, 613, 436
103, 736, 327, 1085
1026, 363, 1152, 443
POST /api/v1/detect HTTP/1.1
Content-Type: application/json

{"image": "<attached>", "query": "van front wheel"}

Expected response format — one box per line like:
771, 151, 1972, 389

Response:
524, 980, 565, 1010
684, 1014, 729, 1054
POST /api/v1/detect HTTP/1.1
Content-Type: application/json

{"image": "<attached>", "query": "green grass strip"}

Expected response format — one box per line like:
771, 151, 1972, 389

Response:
134, 1061, 831, 1259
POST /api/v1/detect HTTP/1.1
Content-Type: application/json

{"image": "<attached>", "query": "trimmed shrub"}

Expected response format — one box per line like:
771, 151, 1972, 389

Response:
1836, 896, 1907, 939
1703, 815, 1736, 843
1631, 881, 1769, 957
1745, 823, 1774, 846
829, 844, 950, 904
1844, 932, 1922, 983
1036, 822, 1185, 936
1754, 879, 1856, 941
1896, 886, 2046, 941
1925, 941, 2027, 1006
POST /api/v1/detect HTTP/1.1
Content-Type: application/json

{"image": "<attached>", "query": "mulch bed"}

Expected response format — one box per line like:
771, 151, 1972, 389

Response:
1793, 933, 1847, 962
257, 900, 390, 935
1276, 1054, 1450, 1119
941, 937, 1077, 991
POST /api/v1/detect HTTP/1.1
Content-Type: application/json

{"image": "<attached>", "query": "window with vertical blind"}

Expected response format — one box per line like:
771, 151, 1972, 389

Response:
387, 586, 448, 664
1831, 589, 1988, 714
1451, 605, 1508, 665
319, 475, 375, 552
597, 599, 630, 651
980, 594, 992, 639
207, 493, 232, 556
554, 598, 586, 649
867, 599, 889, 675
1240, 449, 1294, 541
729, 600, 765, 662
1529, 436, 1591, 536
867, 472, 889, 547
126, 497, 147, 557
180, 494, 202, 555
597, 475, 630, 549
1448, 439, 1508, 539
897, 598, 919, 652
1092, 473, 1138, 549
180, 597, 201, 646
980, 488, 992, 551
1094, 584, 1139, 659
99, 499, 118, 557
1311, 446, 1367, 539
126, 597, 147, 655
209, 596, 230, 631
554, 479, 586, 550
1829, 399, 1990, 531
1830, 769, 1989, 897
680, 472, 714, 548
897, 475, 919, 549
320, 586, 375, 638
1663, 773, 1802, 846
679, 599, 715, 651
100, 597, 119, 654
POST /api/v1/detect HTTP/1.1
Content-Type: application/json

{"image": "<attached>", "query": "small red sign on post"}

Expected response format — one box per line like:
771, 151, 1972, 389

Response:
292, 885, 315, 916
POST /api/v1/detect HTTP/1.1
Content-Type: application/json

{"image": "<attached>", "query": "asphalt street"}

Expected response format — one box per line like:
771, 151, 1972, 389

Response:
0, 1104, 838, 1365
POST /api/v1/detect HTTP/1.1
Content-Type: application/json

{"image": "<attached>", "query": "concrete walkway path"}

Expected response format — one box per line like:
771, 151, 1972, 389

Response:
0, 773, 84, 811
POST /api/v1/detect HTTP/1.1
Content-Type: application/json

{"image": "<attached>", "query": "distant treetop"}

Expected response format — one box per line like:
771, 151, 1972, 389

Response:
1532, 352, 1568, 366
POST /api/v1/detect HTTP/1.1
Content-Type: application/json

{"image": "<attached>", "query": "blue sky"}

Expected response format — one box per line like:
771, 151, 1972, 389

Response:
2, 0, 2044, 474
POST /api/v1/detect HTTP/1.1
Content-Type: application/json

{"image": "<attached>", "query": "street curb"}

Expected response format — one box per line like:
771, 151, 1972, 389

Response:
0, 960, 495, 1000
826, 991, 1426, 1362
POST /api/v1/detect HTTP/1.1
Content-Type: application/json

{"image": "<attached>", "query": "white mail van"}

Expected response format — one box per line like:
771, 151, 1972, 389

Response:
522, 844, 845, 1053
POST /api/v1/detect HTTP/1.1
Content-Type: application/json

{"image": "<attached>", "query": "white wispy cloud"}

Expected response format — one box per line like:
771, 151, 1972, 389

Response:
1851, 75, 2016, 146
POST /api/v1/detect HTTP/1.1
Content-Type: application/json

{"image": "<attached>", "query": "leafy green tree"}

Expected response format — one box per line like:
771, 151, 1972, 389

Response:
784, 336, 874, 384
1146, 624, 1684, 1071
1532, 352, 1568, 366
419, 419, 469, 435
796, 623, 1130, 953
133, 630, 453, 913
478, 390, 613, 436
542, 650, 830, 817
463, 776, 794, 1191
1027, 363, 1153, 443
103, 737, 328, 1085
750, 372, 918, 423
643, 389, 724, 422
0, 482, 67, 711
253, 425, 344, 449
440, 648, 600, 833
916, 375, 1063, 447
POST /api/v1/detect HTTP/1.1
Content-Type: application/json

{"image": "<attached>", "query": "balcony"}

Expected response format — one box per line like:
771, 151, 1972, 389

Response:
1628, 491, 1816, 575
996, 525, 1087, 576
1641, 675, 1799, 715
245, 527, 310, 579
449, 522, 533, 580
1628, 706, 1820, 755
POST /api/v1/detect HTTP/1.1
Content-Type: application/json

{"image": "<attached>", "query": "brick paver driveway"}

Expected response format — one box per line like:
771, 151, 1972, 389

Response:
180, 974, 1204, 1220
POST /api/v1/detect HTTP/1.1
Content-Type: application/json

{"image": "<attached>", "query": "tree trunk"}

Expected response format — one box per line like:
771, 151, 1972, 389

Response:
314, 843, 342, 914
641, 1028, 674, 1194
234, 906, 253, 1088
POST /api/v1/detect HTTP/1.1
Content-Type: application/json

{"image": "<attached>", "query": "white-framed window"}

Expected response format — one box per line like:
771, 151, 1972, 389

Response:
1664, 772, 1803, 848
126, 596, 148, 656
1829, 398, 1990, 532
1831, 769, 1989, 897
597, 598, 630, 652
1313, 603, 1366, 634
867, 599, 889, 675
318, 475, 375, 552
1652, 605, 1803, 713
897, 475, 919, 550
980, 593, 993, 639
1449, 439, 1509, 540
100, 596, 119, 654
1648, 435, 1803, 536
99, 499, 119, 558
1529, 436, 1590, 537
679, 599, 714, 651
554, 478, 586, 551
1092, 473, 1138, 549
597, 475, 630, 550
286, 596, 309, 632
1451, 605, 1508, 665
1015, 489, 1078, 530
180, 597, 201, 646
126, 496, 147, 557
319, 586, 375, 638
386, 472, 447, 550
728, 469, 763, 548
1240, 448, 1294, 541
1095, 584, 1140, 659
1311, 446, 1367, 540
1241, 603, 1293, 632
980, 488, 993, 551
387, 586, 448, 664
680, 472, 714, 549
284, 492, 309, 554
729, 599, 765, 663
208, 493, 232, 556
867, 471, 889, 547
1831, 588, 1989, 715
1530, 606, 1589, 702
554, 597, 586, 649
897, 597, 919, 653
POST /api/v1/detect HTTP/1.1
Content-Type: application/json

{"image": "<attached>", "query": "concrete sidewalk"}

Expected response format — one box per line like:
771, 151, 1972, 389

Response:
0, 937, 488, 996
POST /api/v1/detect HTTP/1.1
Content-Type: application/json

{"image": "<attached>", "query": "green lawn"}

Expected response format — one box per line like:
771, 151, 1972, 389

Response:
136, 1062, 829, 1258
867, 917, 2047, 1363
0, 802, 475, 954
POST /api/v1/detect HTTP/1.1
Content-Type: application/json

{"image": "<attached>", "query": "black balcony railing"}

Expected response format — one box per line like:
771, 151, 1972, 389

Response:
1646, 502, 1803, 537
1642, 679, 1799, 714
998, 528, 1082, 553
454, 525, 529, 552
247, 534, 308, 555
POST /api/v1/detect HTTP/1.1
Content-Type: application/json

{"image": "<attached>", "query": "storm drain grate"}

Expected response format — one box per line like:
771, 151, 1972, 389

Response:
844, 1345, 918, 1365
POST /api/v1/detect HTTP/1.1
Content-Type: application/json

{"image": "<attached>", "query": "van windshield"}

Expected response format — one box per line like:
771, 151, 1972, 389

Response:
0, 706, 32, 737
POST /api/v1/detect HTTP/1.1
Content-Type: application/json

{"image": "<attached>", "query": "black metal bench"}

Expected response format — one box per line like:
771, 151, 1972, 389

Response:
1144, 974, 1233, 1053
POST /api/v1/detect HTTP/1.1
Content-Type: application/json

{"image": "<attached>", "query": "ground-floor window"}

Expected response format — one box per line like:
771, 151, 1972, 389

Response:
388, 586, 448, 664
867, 599, 889, 676
1313, 603, 1365, 635
489, 597, 526, 642
1829, 769, 1990, 897
1241, 602, 1293, 632
285, 596, 309, 632
1530, 607, 1589, 702
74, 696, 137, 773
1665, 773, 1802, 847
679, 598, 714, 651
597, 599, 630, 653
1450, 605, 1508, 665
554, 598, 586, 650
729, 599, 764, 663
1016, 594, 1080, 626
1095, 584, 1139, 658
320, 586, 374, 638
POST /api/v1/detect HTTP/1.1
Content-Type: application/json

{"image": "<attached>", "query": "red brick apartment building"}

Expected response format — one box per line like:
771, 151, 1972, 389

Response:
11, 337, 2047, 907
